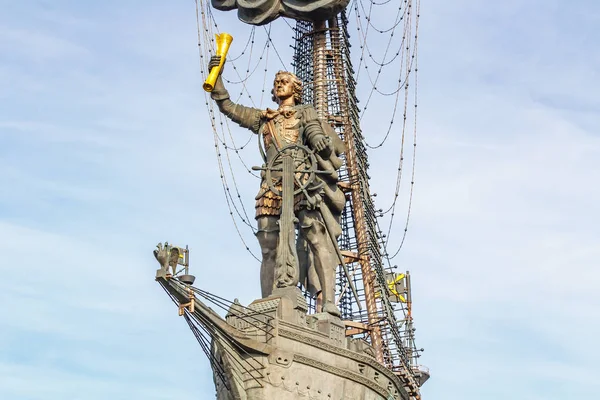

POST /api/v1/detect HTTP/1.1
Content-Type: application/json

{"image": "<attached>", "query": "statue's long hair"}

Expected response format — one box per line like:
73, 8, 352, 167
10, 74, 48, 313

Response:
271, 71, 303, 105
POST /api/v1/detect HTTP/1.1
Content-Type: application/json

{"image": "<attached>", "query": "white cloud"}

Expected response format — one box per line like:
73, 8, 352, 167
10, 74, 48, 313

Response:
0, 26, 90, 62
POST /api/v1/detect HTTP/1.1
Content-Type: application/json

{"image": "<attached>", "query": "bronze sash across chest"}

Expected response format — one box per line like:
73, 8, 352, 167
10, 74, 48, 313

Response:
255, 112, 303, 218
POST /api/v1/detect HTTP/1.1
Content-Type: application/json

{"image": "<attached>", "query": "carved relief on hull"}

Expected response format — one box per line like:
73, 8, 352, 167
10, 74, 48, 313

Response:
212, 290, 409, 400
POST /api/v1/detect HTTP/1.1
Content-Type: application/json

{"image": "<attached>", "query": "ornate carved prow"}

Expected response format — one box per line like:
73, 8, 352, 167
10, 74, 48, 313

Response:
154, 242, 195, 284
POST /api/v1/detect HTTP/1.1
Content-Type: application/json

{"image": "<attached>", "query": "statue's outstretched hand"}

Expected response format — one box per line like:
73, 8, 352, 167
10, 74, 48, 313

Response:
313, 135, 332, 156
208, 55, 224, 74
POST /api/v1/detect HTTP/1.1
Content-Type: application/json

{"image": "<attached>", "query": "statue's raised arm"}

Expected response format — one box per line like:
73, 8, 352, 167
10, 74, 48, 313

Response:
208, 55, 263, 134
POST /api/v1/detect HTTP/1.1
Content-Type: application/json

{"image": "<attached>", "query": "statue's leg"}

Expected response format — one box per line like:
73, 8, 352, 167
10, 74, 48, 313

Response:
297, 234, 320, 297
298, 210, 340, 317
256, 216, 279, 298
297, 234, 309, 292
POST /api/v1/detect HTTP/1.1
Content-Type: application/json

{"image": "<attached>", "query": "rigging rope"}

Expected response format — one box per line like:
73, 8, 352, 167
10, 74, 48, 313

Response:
384, 0, 420, 259
348, 0, 420, 259
381, 0, 419, 259
196, 0, 262, 259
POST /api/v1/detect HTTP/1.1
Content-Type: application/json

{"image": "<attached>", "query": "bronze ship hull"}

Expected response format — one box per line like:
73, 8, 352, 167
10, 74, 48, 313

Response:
156, 270, 421, 400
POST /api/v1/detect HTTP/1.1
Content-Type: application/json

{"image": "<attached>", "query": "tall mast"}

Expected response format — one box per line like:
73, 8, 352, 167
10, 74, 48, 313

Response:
292, 11, 425, 393
294, 14, 386, 365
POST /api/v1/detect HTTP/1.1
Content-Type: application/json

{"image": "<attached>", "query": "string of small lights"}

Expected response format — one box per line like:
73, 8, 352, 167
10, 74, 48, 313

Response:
346, 0, 419, 261
226, 26, 255, 62
195, 0, 262, 259
382, 0, 419, 259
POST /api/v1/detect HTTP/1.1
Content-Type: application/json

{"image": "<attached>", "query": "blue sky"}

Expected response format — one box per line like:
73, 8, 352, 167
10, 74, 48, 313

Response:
1, 1, 599, 399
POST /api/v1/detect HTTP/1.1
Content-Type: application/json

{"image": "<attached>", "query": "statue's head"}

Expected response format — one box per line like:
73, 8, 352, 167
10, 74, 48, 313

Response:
271, 71, 302, 105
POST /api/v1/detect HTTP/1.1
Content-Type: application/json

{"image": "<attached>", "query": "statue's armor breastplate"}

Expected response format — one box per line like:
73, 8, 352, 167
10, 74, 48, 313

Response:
280, 115, 300, 145
257, 109, 303, 219
262, 110, 301, 151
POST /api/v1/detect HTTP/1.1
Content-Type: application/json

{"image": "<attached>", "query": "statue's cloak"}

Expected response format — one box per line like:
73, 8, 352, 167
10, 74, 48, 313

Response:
212, 0, 350, 26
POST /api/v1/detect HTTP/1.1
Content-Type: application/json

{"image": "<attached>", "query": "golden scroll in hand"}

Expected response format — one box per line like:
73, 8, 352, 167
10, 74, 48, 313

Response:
203, 33, 233, 92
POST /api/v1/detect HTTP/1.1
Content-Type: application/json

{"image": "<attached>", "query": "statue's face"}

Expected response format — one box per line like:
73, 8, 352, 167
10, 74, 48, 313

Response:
273, 74, 295, 102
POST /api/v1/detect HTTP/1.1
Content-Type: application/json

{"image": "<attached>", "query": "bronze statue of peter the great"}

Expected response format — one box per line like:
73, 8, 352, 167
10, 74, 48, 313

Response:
208, 55, 346, 316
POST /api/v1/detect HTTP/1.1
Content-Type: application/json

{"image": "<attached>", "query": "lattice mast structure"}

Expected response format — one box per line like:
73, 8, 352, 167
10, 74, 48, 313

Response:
292, 12, 419, 383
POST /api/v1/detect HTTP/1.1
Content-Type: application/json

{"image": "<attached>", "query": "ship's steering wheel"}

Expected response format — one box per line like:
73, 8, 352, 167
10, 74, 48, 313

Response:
264, 143, 318, 197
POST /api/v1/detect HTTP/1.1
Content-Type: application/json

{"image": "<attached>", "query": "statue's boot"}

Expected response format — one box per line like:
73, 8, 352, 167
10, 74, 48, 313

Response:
322, 301, 341, 317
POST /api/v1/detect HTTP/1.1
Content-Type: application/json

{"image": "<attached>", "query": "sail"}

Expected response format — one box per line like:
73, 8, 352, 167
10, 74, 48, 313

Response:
211, 0, 350, 25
